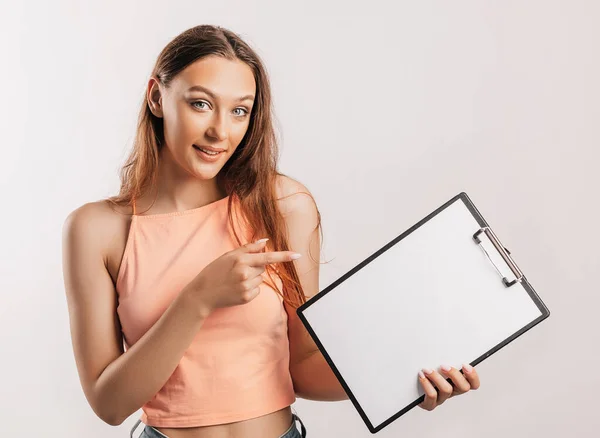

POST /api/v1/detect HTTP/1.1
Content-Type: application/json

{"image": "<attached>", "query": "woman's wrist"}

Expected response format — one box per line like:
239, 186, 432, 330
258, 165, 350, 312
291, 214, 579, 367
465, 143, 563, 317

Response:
178, 284, 213, 320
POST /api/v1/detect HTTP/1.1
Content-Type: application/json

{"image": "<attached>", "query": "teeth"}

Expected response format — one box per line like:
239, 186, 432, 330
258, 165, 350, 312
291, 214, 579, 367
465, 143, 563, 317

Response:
196, 146, 219, 155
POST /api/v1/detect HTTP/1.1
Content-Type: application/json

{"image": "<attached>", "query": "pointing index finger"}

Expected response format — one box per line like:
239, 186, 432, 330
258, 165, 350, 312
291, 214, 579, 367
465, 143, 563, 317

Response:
248, 251, 302, 266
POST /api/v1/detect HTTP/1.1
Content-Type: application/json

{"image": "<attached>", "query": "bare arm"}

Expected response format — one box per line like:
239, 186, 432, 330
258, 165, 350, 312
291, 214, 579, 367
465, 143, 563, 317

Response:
62, 203, 210, 426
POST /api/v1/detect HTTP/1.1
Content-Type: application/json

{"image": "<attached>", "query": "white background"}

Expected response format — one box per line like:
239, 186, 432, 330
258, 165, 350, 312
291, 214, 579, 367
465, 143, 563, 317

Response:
1, 0, 598, 436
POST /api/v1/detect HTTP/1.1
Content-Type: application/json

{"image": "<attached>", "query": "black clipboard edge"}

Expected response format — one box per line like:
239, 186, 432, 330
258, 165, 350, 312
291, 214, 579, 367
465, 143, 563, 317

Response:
296, 192, 551, 434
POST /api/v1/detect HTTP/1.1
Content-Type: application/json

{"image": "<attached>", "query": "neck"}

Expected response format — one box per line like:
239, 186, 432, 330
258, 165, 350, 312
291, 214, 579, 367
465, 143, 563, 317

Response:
137, 149, 227, 214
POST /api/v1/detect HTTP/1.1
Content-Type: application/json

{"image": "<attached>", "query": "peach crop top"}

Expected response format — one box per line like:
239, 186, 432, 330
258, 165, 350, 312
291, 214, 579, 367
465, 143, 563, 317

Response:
115, 195, 296, 428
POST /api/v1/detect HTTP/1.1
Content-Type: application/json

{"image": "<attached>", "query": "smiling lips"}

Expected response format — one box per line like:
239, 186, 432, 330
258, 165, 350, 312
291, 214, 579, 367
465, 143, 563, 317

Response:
194, 144, 225, 153
193, 144, 225, 161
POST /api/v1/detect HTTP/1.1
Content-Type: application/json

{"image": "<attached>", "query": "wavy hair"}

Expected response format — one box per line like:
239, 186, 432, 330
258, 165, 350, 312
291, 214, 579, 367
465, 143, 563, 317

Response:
107, 25, 324, 309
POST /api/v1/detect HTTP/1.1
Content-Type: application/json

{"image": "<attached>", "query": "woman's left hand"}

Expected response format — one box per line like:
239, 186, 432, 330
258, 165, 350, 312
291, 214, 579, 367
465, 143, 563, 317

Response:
418, 364, 480, 411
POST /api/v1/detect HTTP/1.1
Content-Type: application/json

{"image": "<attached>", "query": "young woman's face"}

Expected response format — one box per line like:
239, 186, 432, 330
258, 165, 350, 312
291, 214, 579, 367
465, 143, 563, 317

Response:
152, 55, 256, 180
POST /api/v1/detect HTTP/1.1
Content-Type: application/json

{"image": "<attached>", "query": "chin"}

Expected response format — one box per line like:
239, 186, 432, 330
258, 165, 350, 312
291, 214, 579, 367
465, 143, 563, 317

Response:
190, 165, 223, 180
190, 169, 218, 180
185, 149, 230, 179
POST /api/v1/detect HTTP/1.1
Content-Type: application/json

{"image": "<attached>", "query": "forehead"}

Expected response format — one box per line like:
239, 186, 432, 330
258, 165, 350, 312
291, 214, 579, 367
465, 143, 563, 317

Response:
173, 55, 256, 99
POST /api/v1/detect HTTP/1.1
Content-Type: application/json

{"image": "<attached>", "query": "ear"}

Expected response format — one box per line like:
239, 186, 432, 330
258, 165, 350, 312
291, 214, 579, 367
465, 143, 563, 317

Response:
147, 77, 164, 118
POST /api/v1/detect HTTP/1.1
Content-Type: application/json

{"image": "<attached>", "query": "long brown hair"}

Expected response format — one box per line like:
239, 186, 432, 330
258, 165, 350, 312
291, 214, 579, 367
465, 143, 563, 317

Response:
107, 24, 324, 309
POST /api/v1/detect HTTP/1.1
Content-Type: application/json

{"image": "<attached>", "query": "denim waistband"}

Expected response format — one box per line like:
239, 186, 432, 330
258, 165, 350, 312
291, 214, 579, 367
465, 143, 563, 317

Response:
130, 412, 307, 438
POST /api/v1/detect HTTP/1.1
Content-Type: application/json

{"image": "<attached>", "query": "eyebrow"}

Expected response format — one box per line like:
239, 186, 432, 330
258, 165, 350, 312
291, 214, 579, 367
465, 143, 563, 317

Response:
186, 85, 255, 102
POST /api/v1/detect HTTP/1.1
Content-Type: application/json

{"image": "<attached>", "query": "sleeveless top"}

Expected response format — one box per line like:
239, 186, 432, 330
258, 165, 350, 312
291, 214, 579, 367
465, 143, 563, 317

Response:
115, 195, 296, 428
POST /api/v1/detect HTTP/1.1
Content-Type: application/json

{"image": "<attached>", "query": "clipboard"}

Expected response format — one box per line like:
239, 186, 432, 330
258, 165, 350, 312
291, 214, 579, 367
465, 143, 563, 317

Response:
296, 192, 550, 434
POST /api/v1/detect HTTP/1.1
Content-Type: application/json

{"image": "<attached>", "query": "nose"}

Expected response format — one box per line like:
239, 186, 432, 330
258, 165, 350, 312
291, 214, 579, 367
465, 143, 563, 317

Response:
206, 111, 229, 142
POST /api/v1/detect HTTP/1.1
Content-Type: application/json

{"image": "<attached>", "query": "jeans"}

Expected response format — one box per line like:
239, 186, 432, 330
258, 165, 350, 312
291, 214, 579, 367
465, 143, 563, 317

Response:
130, 413, 307, 438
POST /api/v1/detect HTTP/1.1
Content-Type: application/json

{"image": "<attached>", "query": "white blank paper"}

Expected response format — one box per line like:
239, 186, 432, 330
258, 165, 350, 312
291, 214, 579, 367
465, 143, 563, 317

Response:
300, 197, 544, 428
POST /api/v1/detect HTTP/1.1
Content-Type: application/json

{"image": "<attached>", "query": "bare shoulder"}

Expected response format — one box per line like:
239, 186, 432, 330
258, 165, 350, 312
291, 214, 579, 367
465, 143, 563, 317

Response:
274, 174, 318, 220
63, 199, 133, 284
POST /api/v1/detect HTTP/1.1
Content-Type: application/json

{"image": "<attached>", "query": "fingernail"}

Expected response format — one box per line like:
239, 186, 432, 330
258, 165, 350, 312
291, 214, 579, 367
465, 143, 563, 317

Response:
441, 364, 452, 373
290, 253, 302, 260
256, 238, 269, 243
418, 370, 425, 379
462, 363, 473, 373
422, 368, 433, 375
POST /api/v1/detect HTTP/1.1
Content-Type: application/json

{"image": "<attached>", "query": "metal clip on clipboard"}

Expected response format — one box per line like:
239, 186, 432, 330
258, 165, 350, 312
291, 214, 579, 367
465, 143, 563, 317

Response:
473, 227, 524, 287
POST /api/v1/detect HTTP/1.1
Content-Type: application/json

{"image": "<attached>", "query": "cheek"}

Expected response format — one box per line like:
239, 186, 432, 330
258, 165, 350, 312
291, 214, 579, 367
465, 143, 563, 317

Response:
232, 121, 251, 143
165, 107, 205, 145
162, 104, 182, 143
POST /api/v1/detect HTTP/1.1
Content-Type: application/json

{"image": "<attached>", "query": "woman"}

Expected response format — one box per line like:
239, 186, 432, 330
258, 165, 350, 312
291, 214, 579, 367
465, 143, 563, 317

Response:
62, 24, 480, 438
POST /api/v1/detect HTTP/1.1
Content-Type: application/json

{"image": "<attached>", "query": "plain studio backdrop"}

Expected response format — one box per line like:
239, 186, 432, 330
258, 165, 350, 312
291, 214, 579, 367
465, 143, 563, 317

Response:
1, 1, 598, 436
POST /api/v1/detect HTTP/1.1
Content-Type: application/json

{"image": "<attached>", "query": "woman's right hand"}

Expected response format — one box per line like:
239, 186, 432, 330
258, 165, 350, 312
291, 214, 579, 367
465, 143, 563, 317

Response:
188, 238, 302, 313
